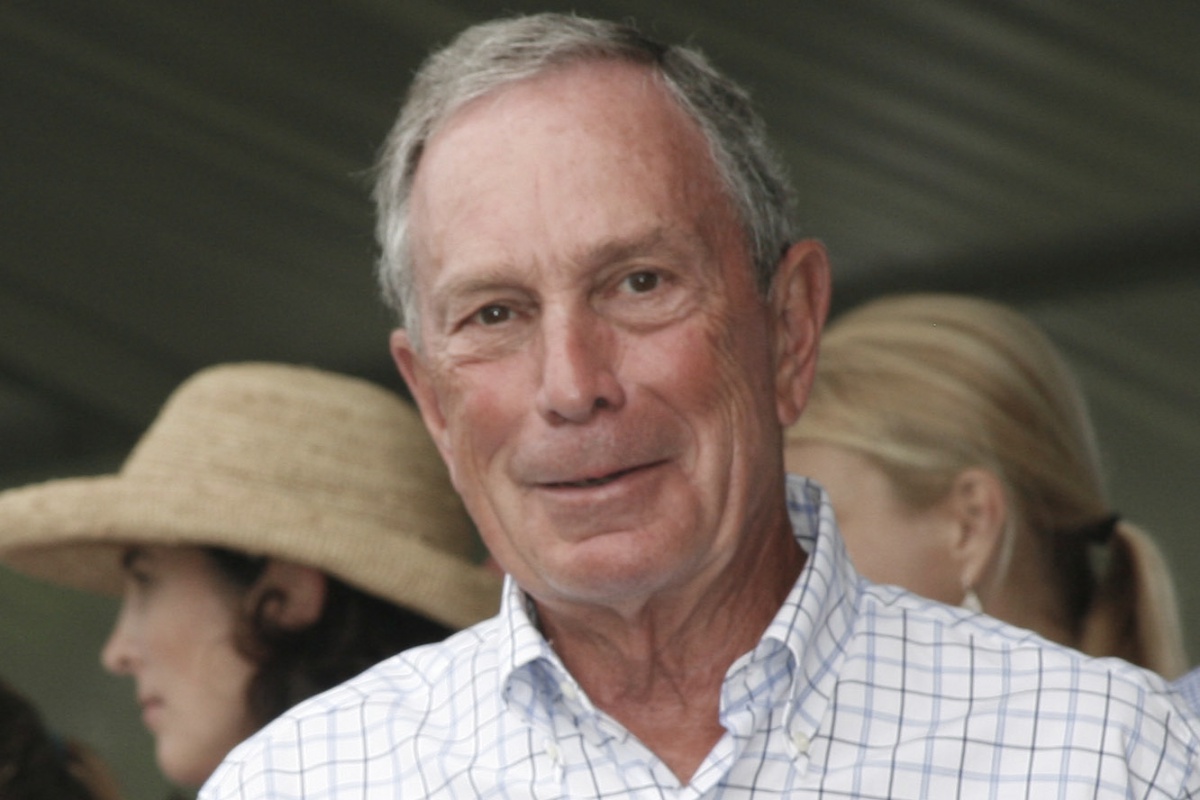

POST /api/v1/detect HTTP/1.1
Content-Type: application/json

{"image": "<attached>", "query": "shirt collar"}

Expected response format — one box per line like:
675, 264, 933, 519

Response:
759, 474, 862, 731
497, 572, 556, 679
493, 474, 862, 729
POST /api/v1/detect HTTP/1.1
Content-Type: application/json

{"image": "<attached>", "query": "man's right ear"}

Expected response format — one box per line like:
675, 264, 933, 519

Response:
770, 238, 832, 426
390, 328, 453, 467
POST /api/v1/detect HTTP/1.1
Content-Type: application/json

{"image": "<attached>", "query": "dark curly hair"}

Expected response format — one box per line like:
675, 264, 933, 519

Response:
204, 547, 454, 728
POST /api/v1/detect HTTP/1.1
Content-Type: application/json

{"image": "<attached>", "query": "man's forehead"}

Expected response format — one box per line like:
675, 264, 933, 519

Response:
402, 55, 747, 320
414, 66, 707, 207
418, 59, 683, 167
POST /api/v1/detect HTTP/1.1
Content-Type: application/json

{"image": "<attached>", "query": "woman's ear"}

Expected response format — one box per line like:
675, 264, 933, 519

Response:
251, 560, 329, 630
948, 467, 1010, 595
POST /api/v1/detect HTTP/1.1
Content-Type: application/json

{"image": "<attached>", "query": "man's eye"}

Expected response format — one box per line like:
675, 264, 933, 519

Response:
624, 271, 660, 293
475, 305, 512, 325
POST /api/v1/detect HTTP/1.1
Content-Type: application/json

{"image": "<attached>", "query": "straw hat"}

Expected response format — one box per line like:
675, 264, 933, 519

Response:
0, 362, 501, 631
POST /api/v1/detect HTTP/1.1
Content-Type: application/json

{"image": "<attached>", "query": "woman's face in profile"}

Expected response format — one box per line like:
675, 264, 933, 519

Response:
785, 442, 965, 605
101, 545, 259, 787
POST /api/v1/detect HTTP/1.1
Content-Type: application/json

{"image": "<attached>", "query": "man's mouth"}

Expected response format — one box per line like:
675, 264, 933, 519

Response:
547, 465, 642, 489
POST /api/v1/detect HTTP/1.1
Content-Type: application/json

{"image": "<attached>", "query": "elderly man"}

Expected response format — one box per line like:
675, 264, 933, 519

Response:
203, 13, 1198, 798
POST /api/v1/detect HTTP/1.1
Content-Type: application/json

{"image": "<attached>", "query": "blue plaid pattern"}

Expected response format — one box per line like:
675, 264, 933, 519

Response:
1176, 667, 1200, 718
202, 476, 1200, 798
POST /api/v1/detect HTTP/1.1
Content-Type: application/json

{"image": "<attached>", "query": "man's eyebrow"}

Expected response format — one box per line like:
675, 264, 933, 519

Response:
436, 229, 683, 298
431, 270, 526, 317
579, 227, 674, 268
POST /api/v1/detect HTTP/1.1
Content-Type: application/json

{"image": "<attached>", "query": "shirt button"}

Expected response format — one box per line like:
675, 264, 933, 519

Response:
560, 681, 578, 701
544, 739, 560, 764
792, 731, 810, 754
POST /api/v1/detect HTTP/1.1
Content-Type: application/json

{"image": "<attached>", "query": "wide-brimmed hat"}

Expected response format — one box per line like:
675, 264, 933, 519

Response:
0, 362, 501, 630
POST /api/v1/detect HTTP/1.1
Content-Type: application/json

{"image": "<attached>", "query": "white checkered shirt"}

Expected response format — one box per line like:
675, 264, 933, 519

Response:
1176, 667, 1200, 719
202, 476, 1200, 798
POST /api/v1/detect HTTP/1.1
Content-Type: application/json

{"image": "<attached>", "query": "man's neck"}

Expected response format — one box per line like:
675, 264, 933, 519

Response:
535, 522, 807, 783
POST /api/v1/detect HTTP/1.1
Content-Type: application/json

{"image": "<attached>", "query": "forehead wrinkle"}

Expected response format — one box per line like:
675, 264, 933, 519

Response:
581, 226, 677, 270
564, 224, 712, 277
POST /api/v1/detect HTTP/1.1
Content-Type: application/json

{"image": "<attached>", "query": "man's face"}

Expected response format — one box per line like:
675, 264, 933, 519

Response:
393, 60, 824, 613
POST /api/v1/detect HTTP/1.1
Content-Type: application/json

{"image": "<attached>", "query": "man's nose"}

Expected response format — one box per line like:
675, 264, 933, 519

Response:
535, 308, 625, 423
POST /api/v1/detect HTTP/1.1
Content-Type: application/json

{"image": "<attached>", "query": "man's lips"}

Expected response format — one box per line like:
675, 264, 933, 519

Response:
541, 462, 657, 489
544, 462, 648, 489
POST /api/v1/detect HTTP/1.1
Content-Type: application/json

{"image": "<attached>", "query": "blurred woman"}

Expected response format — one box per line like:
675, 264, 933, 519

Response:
0, 676, 122, 800
785, 293, 1187, 677
0, 362, 502, 789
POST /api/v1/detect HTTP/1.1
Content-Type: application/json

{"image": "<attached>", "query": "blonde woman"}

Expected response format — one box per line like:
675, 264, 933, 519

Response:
0, 363, 502, 790
785, 292, 1188, 678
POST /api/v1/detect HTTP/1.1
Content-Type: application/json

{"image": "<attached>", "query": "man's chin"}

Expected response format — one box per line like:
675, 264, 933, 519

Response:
528, 540, 695, 611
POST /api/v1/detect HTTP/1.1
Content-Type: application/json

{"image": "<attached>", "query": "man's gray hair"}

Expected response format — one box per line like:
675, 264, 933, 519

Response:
373, 12, 798, 333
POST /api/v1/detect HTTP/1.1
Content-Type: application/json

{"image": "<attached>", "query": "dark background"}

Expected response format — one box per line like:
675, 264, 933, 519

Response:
2, 2, 1198, 797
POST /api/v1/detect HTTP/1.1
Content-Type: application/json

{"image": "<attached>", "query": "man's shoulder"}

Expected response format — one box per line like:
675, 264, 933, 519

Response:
200, 619, 506, 798
852, 582, 1199, 737
1172, 665, 1200, 718
312, 618, 505, 716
